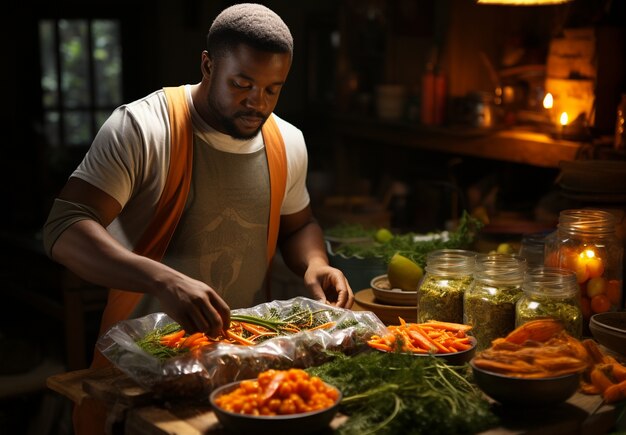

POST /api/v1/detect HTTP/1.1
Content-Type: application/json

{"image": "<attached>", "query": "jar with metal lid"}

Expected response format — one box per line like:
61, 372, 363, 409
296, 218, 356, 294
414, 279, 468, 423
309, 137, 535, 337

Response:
515, 267, 583, 339
464, 253, 526, 350
544, 209, 623, 324
417, 249, 476, 324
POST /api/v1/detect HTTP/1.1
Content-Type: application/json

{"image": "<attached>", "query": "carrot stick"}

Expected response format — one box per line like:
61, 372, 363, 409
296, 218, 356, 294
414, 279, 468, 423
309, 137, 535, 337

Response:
407, 330, 437, 352
225, 329, 256, 346
368, 341, 393, 352
160, 329, 186, 347
308, 321, 336, 331
421, 320, 472, 332
603, 379, 626, 404
591, 367, 614, 394
180, 332, 205, 348
240, 322, 272, 336
413, 325, 451, 353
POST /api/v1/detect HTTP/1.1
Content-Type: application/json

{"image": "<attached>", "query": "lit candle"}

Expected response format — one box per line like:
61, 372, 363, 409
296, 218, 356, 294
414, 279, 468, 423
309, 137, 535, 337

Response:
543, 92, 554, 123
559, 112, 568, 138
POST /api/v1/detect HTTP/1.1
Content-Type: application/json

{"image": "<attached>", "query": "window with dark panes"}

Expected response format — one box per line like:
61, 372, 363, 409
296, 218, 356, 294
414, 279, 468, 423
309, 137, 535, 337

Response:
39, 19, 123, 147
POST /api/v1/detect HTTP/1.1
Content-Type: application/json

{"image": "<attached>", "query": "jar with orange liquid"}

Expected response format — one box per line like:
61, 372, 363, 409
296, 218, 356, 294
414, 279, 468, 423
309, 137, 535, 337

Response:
544, 209, 623, 327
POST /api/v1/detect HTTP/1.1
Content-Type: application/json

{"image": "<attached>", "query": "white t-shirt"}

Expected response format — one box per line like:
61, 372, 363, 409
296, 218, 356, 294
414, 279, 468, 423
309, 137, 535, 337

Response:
72, 85, 310, 252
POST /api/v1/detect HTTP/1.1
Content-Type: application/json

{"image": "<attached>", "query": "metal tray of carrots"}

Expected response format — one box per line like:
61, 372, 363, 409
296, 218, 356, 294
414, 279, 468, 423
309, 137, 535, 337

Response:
97, 296, 386, 399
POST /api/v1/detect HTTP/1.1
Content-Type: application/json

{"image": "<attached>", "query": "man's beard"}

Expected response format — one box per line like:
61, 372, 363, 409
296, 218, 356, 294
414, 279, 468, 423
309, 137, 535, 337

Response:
208, 99, 267, 139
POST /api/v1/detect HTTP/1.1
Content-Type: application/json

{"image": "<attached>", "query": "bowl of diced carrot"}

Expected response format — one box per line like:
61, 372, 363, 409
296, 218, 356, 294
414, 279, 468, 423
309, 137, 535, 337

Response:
210, 368, 341, 434
366, 319, 477, 365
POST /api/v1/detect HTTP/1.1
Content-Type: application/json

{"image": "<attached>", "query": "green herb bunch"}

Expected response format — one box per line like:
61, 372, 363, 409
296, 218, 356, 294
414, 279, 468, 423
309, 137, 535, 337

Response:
307, 351, 498, 435
329, 211, 483, 268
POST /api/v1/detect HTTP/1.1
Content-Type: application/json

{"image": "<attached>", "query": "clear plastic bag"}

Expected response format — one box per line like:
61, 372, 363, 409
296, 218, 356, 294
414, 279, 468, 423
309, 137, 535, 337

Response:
97, 296, 386, 399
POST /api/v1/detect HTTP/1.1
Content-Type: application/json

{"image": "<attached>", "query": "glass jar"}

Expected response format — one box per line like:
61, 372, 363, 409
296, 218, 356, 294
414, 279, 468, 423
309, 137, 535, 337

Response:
464, 253, 526, 350
515, 267, 583, 339
544, 209, 623, 325
417, 249, 476, 324
518, 232, 548, 269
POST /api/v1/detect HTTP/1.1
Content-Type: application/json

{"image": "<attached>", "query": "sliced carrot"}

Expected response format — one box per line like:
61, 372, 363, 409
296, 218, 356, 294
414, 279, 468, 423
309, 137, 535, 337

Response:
159, 329, 186, 347
603, 379, 626, 404
368, 341, 392, 352
225, 329, 256, 346
407, 330, 437, 352
180, 332, 206, 348
421, 320, 473, 332
414, 325, 451, 353
308, 321, 336, 331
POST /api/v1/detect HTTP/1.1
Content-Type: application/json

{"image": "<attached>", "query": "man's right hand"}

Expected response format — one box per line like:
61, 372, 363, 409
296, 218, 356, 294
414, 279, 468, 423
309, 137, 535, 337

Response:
154, 272, 230, 336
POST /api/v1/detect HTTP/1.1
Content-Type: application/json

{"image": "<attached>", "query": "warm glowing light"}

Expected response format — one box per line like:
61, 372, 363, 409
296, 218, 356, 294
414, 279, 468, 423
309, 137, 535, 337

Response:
543, 93, 553, 110
581, 249, 596, 260
477, 0, 572, 4
559, 112, 569, 126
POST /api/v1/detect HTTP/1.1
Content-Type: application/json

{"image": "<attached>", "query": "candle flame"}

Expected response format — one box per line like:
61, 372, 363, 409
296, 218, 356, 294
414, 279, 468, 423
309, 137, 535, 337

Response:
559, 112, 568, 126
580, 249, 596, 260
543, 93, 553, 109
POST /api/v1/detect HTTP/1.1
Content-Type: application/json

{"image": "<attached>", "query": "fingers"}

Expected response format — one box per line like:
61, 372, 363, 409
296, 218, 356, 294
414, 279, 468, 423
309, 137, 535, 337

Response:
191, 290, 230, 337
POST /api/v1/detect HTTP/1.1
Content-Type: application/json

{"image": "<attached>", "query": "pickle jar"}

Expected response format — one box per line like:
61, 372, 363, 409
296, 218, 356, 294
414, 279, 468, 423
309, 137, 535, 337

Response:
417, 249, 476, 324
544, 209, 623, 324
515, 267, 583, 339
518, 232, 547, 268
464, 253, 527, 350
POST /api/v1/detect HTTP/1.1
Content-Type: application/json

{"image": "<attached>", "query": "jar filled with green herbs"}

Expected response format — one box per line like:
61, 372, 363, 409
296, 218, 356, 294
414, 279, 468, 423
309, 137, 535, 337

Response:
464, 254, 526, 350
417, 249, 476, 324
515, 267, 583, 339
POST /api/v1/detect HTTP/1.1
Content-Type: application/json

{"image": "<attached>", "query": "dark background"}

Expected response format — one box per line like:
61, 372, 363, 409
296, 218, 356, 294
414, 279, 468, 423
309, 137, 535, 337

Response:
1, 1, 625, 434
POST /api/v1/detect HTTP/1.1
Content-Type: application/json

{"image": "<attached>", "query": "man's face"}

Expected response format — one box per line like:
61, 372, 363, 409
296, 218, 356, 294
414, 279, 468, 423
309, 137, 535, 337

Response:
204, 44, 292, 139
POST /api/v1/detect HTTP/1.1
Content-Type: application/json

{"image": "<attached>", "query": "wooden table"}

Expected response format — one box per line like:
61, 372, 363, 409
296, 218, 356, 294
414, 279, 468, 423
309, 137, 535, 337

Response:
47, 365, 620, 435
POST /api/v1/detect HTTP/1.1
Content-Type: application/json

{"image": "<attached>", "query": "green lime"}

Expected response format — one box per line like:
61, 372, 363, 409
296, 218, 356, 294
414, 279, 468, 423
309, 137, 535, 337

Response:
496, 243, 514, 254
387, 253, 424, 291
375, 228, 393, 243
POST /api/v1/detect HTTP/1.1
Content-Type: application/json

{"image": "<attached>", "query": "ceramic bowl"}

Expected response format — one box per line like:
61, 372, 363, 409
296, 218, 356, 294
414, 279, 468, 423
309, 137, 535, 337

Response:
370, 274, 418, 306
378, 335, 477, 366
470, 360, 581, 406
589, 311, 626, 356
210, 379, 341, 435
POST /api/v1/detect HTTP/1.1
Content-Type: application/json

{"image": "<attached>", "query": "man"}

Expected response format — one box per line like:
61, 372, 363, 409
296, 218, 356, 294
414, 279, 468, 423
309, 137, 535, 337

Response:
43, 3, 353, 433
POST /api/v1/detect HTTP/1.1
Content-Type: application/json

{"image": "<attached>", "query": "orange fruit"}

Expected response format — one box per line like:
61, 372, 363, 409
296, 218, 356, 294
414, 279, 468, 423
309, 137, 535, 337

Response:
606, 279, 622, 306
586, 277, 607, 298
573, 259, 590, 284
585, 256, 604, 279
590, 294, 611, 314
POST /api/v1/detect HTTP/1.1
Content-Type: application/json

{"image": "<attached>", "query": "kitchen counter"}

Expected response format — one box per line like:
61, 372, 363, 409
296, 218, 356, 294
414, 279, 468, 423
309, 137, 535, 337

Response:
47, 363, 619, 434
332, 115, 584, 169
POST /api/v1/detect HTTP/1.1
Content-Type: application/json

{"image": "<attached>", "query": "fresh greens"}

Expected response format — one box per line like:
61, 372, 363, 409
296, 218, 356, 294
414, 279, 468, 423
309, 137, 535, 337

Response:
135, 323, 184, 360
307, 351, 498, 434
328, 211, 483, 268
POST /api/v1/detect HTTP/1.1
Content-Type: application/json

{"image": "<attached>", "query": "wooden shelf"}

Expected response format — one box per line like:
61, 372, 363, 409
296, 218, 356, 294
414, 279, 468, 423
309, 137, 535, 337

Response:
333, 115, 585, 169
